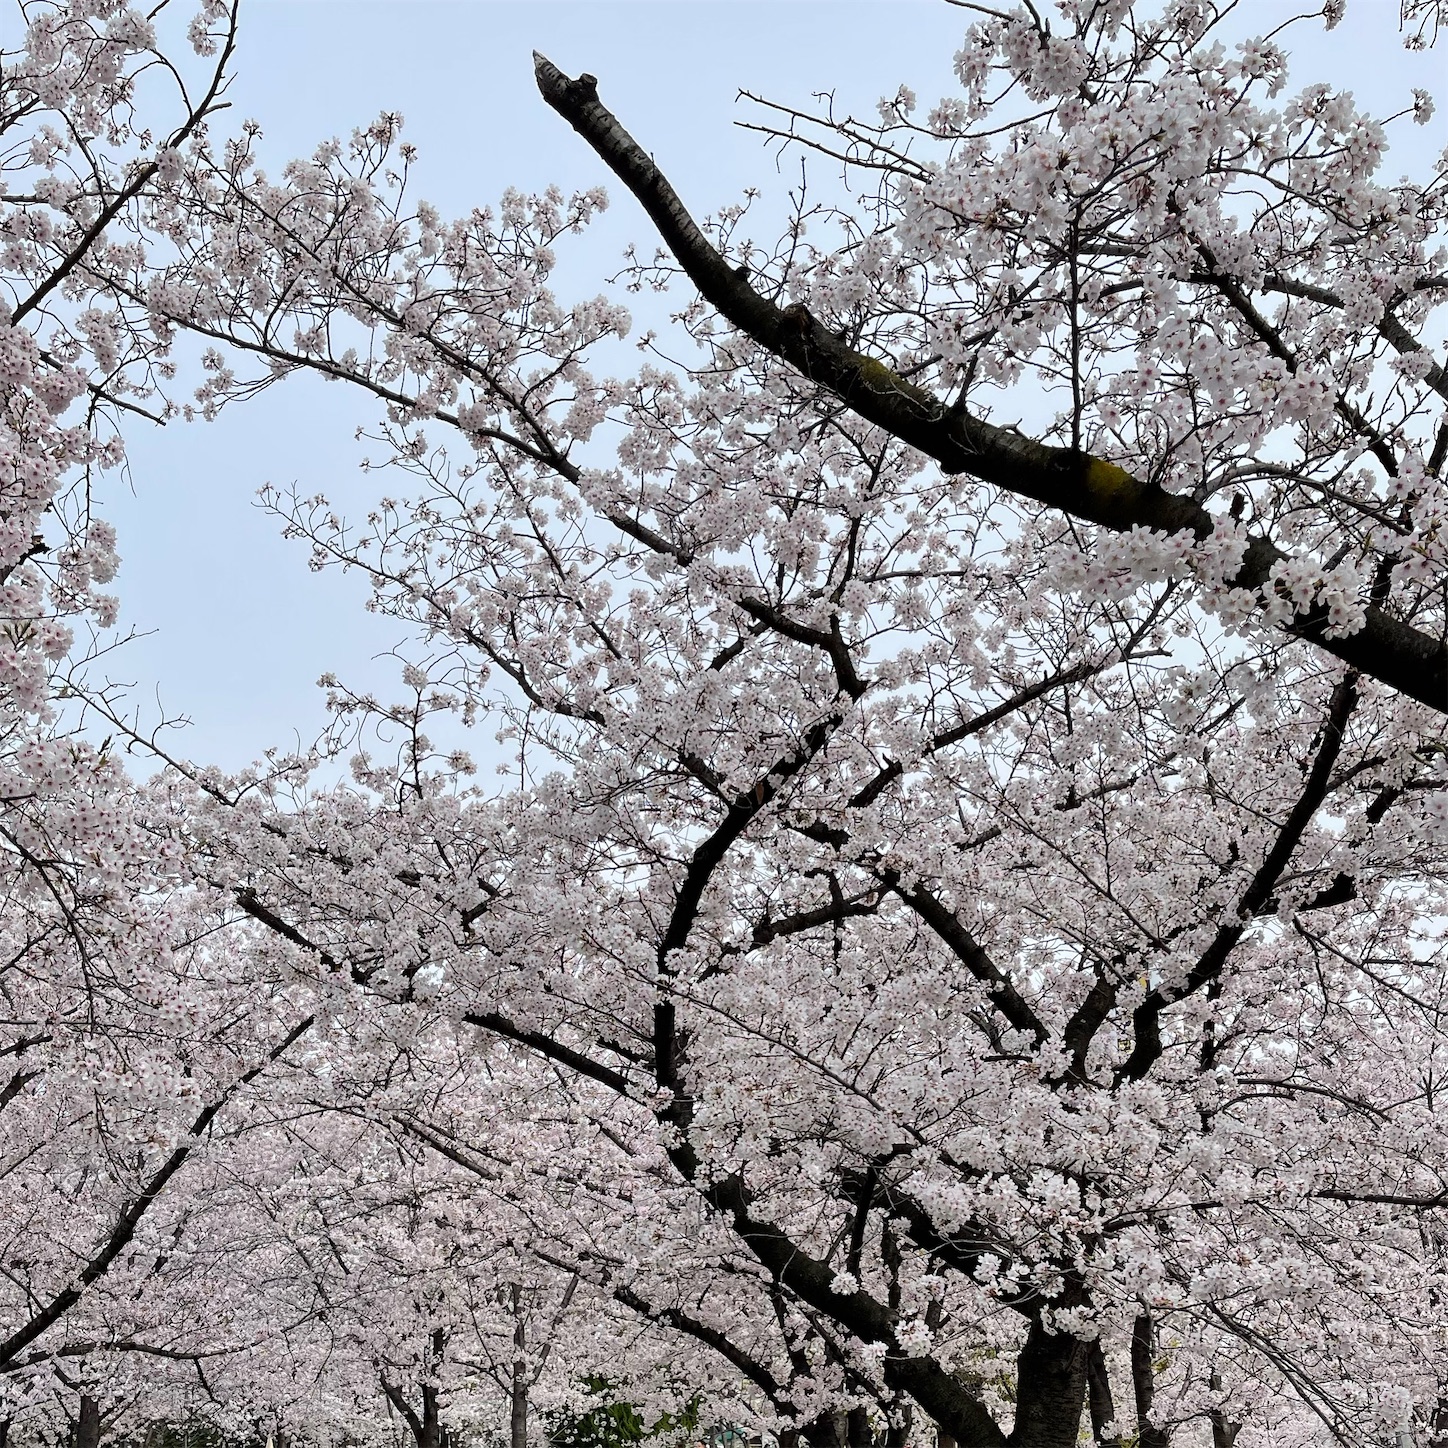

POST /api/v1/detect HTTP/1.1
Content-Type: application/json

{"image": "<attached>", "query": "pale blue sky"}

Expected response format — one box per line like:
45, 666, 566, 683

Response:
103, 0, 1442, 770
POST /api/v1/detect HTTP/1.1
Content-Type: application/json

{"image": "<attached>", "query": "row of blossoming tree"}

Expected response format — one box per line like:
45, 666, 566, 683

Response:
1, 1, 1446, 1446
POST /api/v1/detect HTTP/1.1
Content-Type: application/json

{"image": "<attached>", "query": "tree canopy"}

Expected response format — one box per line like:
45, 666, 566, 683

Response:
0, 2, 1445, 1447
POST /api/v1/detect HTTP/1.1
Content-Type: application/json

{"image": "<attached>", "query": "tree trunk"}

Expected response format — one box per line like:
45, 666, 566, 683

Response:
1085, 1343, 1122, 1448
924, 1297, 957, 1448
1205, 1369, 1238, 1448
1130, 1315, 1170, 1448
799, 1415, 845, 1448
885, 1399, 911, 1448
511, 1283, 529, 1448
76, 1397, 101, 1448
1209, 1414, 1240, 1448
381, 1335, 447, 1448
1009, 1317, 1089, 1448
418, 1383, 441, 1448
1429, 1394, 1448, 1448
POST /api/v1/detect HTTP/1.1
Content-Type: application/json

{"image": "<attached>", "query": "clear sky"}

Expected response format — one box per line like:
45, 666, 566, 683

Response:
102, 0, 1442, 771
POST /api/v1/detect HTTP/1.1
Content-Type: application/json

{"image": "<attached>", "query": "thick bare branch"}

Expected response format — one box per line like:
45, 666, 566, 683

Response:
533, 55, 1447, 715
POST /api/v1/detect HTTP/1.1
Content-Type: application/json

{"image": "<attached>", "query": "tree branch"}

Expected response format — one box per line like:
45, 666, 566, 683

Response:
1121, 672, 1360, 1080
0, 1015, 314, 1370
533, 55, 1447, 714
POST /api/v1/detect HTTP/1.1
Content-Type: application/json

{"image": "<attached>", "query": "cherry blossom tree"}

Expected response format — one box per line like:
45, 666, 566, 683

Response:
7, 1, 1448, 1446
0, 3, 331, 1429
108, 2, 1448, 1445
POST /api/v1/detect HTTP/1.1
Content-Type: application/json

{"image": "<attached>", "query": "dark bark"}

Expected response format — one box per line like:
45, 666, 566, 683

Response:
0, 1016, 313, 1370
1431, 1395, 1448, 1448
881, 1225, 913, 1448
1130, 1316, 1170, 1448
855, 1176, 1030, 1319
804, 1417, 843, 1448
381, 1331, 447, 1448
886, 879, 1045, 1044
698, 1169, 1009, 1448
1008, 1318, 1089, 1448
510, 1284, 529, 1448
1209, 1412, 1241, 1448
421, 1384, 441, 1448
1085, 1343, 1123, 1448
76, 1396, 101, 1448
533, 55, 1448, 716
462, 1009, 628, 1095
1121, 672, 1359, 1082
924, 1301, 958, 1448
1206, 1369, 1238, 1448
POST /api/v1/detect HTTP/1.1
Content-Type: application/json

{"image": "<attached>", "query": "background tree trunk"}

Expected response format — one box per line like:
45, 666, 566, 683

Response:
418, 1381, 441, 1448
1131, 1316, 1171, 1448
799, 1415, 845, 1448
76, 1397, 101, 1448
511, 1283, 529, 1448
1086, 1343, 1123, 1448
1209, 1415, 1240, 1448
1428, 1394, 1448, 1448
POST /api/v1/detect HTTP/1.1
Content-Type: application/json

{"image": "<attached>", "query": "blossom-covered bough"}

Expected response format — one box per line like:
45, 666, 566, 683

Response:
5, 0, 1448, 1444
531, 42, 1447, 713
